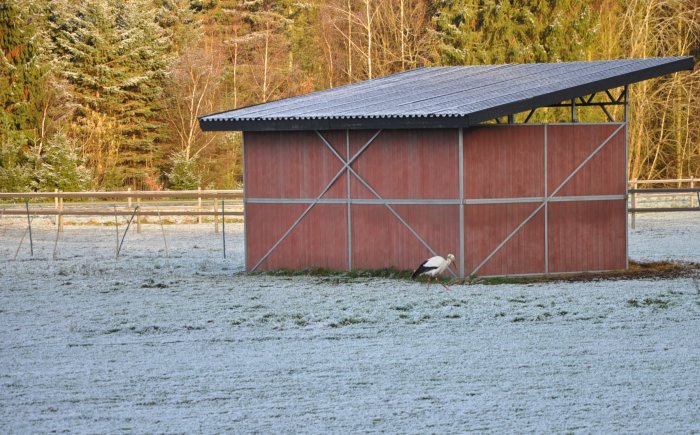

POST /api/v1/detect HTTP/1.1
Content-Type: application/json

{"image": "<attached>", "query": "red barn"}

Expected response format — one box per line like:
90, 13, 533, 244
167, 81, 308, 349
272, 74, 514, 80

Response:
200, 57, 694, 277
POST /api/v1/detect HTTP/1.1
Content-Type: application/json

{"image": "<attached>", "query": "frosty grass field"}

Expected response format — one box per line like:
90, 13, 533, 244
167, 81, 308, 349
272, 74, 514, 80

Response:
1, 213, 700, 433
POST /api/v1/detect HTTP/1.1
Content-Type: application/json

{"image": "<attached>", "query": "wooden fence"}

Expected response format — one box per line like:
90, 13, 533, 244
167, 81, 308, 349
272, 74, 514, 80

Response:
1, 180, 698, 232
0, 189, 243, 233
628, 178, 700, 229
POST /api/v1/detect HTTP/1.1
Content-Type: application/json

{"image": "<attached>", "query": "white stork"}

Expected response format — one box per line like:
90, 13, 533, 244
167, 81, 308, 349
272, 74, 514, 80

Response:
412, 254, 455, 290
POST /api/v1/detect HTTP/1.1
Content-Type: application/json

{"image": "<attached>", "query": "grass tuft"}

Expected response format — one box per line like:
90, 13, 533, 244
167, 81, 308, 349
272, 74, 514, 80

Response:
329, 317, 367, 328
627, 298, 670, 309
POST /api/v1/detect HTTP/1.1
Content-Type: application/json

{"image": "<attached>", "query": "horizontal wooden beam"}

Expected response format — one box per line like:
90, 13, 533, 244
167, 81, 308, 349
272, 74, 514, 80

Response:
629, 188, 700, 194
629, 178, 699, 185
0, 190, 243, 200
628, 207, 700, 213
0, 210, 243, 217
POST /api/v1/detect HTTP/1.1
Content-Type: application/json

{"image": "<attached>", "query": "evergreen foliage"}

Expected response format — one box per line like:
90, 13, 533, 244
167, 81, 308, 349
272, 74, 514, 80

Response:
167, 149, 201, 190
0, 1, 46, 135
31, 133, 92, 191
0, 0, 697, 191
0, 139, 32, 192
49, 0, 174, 189
0, 0, 51, 192
432, 0, 599, 65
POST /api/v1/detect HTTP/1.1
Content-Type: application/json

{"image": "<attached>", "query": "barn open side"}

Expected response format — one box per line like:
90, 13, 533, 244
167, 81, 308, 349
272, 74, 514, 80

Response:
200, 57, 694, 277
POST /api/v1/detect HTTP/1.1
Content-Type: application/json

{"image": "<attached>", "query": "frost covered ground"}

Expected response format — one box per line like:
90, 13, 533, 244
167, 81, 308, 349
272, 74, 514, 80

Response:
1, 213, 700, 433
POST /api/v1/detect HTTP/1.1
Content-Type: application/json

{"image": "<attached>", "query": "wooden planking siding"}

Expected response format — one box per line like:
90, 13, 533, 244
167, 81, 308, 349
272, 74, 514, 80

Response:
246, 203, 348, 271
349, 129, 383, 158
350, 129, 459, 199
318, 130, 347, 160
245, 202, 308, 270
243, 124, 627, 276
547, 200, 626, 273
464, 203, 545, 276
351, 204, 459, 273
463, 126, 545, 199
244, 131, 345, 199
547, 125, 626, 197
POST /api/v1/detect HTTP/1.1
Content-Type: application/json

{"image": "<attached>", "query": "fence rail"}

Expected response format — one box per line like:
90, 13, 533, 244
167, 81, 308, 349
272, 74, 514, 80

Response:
0, 209, 242, 217
628, 178, 699, 187
628, 178, 700, 228
0, 189, 244, 233
1, 182, 698, 227
0, 189, 243, 200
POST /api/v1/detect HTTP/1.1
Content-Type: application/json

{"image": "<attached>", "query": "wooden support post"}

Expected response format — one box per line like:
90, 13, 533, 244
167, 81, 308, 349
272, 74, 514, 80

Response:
213, 197, 219, 234
198, 187, 202, 224
54, 188, 59, 212
136, 198, 142, 233
127, 187, 132, 208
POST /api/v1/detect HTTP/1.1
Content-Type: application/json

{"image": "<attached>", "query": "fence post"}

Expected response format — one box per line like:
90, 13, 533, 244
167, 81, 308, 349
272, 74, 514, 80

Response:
198, 187, 202, 224
692, 179, 696, 208
136, 197, 142, 233
214, 196, 219, 234
128, 187, 132, 208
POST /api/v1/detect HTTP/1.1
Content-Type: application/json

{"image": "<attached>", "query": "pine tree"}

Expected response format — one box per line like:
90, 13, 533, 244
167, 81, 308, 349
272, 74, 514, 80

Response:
50, 0, 174, 189
0, 1, 46, 134
167, 149, 201, 190
0, 0, 49, 191
30, 133, 92, 192
284, 0, 325, 94
432, 0, 598, 65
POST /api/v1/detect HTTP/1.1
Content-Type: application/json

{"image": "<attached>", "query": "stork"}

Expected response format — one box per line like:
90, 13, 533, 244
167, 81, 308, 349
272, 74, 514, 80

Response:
412, 254, 455, 290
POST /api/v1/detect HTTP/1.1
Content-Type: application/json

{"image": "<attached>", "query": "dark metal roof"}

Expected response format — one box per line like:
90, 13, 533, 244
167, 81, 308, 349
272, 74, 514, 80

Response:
200, 57, 695, 131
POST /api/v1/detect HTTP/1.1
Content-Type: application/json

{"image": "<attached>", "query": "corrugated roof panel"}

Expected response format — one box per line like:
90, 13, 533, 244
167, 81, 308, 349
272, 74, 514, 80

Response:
434, 61, 637, 113
200, 57, 695, 131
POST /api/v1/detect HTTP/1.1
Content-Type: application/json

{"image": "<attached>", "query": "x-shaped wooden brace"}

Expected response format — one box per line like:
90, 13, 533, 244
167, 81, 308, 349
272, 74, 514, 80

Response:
250, 131, 381, 271
470, 123, 626, 276
251, 130, 457, 277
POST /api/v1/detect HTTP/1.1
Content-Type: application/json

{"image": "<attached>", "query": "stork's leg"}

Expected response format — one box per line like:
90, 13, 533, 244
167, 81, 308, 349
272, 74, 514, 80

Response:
441, 282, 451, 291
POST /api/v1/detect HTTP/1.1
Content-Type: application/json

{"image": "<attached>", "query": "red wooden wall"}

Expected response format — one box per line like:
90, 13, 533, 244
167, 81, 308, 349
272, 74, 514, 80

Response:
244, 123, 627, 276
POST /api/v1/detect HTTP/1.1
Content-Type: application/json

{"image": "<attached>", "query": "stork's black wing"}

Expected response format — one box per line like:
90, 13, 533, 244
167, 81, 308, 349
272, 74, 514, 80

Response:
412, 261, 437, 279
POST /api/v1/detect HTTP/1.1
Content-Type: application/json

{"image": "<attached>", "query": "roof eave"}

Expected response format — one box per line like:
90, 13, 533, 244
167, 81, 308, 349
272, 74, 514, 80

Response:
199, 115, 472, 132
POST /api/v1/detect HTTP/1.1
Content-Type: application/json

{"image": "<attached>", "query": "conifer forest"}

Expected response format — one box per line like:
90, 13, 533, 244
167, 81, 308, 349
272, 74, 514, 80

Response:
1, 0, 699, 191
